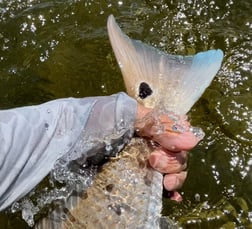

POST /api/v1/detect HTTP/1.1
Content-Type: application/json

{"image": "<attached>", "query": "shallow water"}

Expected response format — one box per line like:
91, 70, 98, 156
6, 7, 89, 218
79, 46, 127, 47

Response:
0, 0, 251, 228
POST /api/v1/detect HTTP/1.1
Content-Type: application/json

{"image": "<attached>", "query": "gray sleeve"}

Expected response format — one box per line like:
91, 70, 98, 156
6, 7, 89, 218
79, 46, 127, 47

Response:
0, 92, 137, 211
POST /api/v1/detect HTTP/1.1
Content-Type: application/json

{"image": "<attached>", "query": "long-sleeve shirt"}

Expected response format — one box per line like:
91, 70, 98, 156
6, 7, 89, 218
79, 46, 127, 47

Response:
0, 92, 137, 211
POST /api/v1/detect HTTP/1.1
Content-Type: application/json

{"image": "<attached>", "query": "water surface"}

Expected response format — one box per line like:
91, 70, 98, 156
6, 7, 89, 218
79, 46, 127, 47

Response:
0, 0, 251, 228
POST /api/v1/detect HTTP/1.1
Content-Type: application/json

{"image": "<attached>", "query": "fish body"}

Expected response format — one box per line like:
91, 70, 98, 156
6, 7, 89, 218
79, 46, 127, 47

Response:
35, 15, 223, 229
36, 139, 167, 229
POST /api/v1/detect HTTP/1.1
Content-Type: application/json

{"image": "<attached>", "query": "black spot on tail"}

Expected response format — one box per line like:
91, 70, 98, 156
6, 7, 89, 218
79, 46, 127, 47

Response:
139, 82, 152, 99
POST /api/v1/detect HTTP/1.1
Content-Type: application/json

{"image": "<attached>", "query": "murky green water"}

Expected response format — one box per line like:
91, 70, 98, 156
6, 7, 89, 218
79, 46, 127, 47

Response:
0, 0, 251, 228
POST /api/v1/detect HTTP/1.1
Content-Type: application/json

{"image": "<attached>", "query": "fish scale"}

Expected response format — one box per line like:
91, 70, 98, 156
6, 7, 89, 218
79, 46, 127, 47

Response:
36, 138, 172, 228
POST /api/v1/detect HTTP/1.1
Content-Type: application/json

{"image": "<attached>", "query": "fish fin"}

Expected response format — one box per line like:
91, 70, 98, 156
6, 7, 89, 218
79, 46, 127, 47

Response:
107, 15, 224, 115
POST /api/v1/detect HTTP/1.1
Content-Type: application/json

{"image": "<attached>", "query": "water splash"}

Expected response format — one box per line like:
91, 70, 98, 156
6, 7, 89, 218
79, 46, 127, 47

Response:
190, 126, 205, 140
21, 199, 39, 227
10, 160, 97, 226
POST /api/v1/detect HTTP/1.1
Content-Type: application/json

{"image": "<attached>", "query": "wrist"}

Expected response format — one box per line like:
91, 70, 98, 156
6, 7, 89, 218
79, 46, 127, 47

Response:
136, 103, 152, 120
134, 103, 153, 137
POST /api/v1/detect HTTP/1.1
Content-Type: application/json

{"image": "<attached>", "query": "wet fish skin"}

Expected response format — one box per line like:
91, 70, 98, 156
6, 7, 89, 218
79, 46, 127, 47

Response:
36, 138, 171, 229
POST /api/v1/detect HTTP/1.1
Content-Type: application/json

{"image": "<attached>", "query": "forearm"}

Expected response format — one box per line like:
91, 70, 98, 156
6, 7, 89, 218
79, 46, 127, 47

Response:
0, 92, 137, 211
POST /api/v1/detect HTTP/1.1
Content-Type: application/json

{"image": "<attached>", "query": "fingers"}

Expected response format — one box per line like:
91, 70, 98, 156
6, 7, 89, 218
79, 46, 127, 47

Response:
166, 191, 183, 202
153, 130, 199, 152
135, 108, 201, 151
145, 113, 200, 152
148, 149, 187, 174
136, 110, 198, 202
163, 171, 187, 191
149, 148, 188, 202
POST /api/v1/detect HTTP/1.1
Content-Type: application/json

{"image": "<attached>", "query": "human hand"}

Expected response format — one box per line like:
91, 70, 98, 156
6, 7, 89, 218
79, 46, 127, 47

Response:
135, 104, 201, 202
